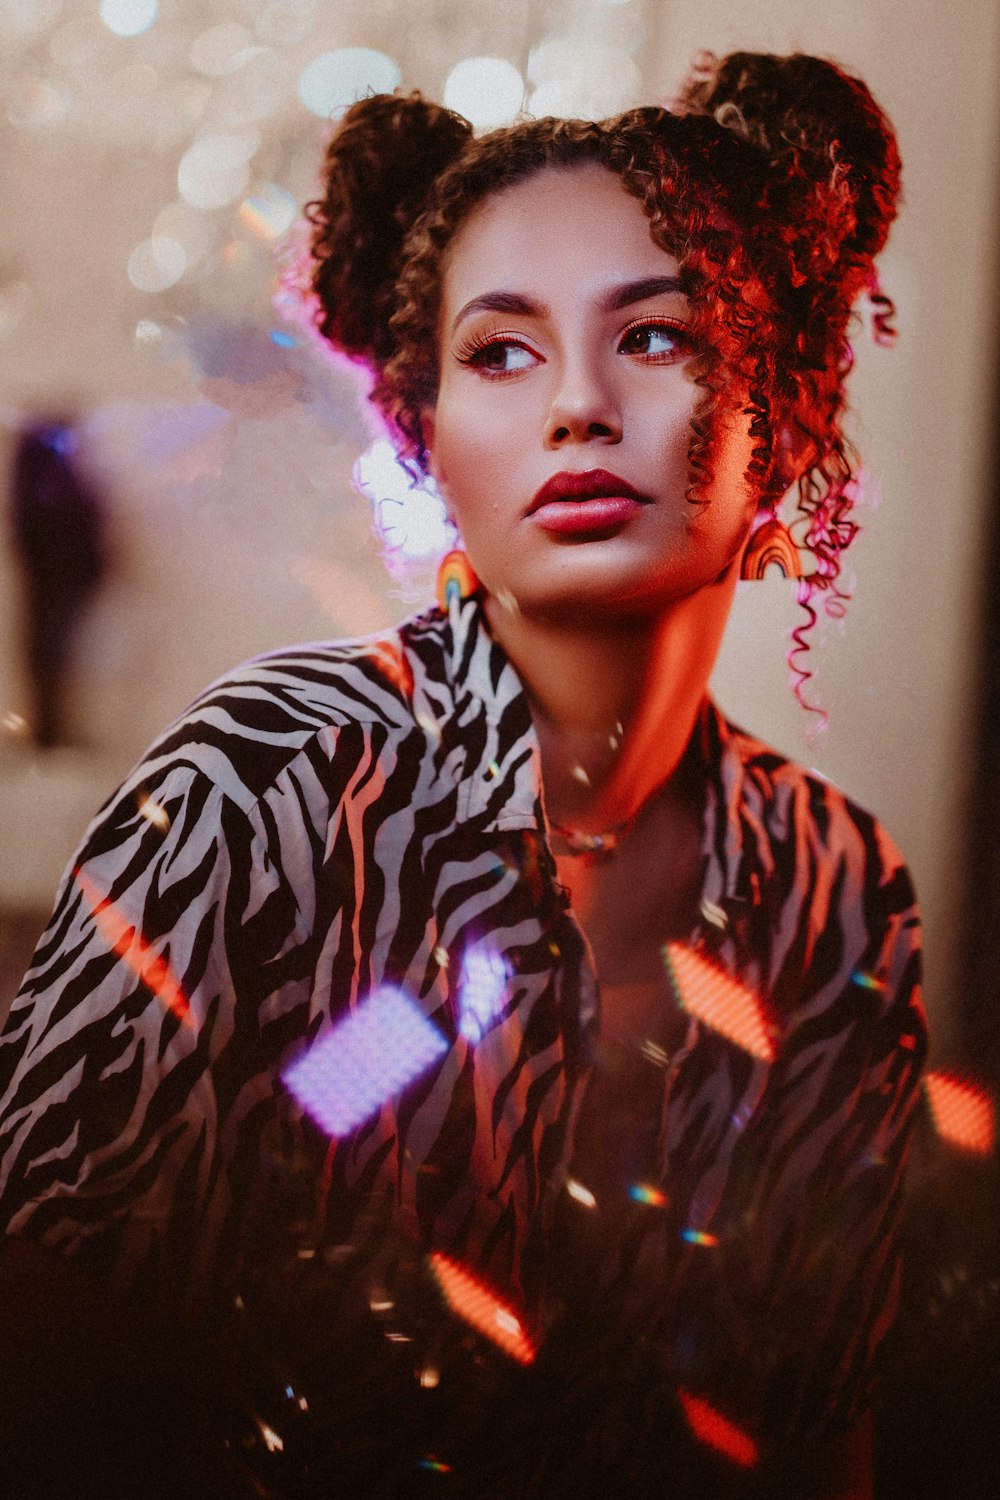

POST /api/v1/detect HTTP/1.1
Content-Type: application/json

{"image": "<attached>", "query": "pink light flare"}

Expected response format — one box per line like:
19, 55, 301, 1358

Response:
663, 943, 776, 1063
457, 944, 511, 1044
73, 868, 193, 1030
428, 1253, 536, 1366
924, 1071, 995, 1156
678, 1390, 760, 1468
282, 986, 448, 1138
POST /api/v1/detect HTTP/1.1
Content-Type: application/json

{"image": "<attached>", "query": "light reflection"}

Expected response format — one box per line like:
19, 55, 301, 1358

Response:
458, 944, 510, 1044
239, 183, 297, 240
73, 868, 194, 1031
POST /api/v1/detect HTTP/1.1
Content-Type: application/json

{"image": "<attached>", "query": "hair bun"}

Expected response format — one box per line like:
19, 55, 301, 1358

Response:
678, 52, 901, 285
308, 93, 472, 366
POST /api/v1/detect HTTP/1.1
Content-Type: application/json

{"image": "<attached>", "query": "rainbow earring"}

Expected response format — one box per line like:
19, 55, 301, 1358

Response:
436, 549, 480, 609
740, 513, 803, 581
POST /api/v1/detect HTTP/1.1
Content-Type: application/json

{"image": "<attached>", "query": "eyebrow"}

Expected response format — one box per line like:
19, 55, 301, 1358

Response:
450, 275, 687, 334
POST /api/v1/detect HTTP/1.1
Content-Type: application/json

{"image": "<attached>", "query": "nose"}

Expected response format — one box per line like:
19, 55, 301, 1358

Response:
544, 358, 623, 449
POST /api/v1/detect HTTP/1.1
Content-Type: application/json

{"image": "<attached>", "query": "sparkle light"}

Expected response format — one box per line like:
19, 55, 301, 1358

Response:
678, 1391, 759, 1467
136, 791, 170, 832
73, 868, 193, 1030
851, 970, 887, 993
443, 57, 524, 131
663, 943, 776, 1062
429, 1253, 536, 1365
566, 1178, 597, 1209
281, 985, 448, 1138
99, 0, 157, 39
298, 48, 400, 120
458, 944, 511, 1044
924, 1071, 995, 1155
127, 235, 186, 293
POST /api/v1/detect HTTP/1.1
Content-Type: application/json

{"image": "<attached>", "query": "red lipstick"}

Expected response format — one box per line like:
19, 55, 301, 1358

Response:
527, 468, 651, 536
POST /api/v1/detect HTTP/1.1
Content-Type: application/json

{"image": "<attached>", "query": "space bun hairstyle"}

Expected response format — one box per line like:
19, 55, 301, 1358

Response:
303, 52, 901, 712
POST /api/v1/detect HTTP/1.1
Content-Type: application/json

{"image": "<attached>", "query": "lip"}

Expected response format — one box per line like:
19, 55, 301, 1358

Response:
526, 468, 651, 536
527, 468, 651, 513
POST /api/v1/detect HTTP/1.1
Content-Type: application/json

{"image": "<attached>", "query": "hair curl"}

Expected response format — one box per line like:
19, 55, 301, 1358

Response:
304, 52, 901, 712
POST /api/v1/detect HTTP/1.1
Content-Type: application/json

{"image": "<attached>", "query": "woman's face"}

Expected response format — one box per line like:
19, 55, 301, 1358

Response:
424, 163, 758, 622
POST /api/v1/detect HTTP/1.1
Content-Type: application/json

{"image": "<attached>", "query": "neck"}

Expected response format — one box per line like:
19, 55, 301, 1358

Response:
484, 574, 737, 833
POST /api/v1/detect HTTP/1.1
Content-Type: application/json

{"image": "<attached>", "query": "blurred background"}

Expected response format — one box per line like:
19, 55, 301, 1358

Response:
1, 1, 998, 1492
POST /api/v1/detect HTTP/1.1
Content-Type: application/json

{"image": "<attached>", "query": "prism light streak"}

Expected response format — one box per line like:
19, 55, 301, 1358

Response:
663, 943, 776, 1062
429, 1253, 536, 1365
678, 1391, 759, 1467
73, 868, 193, 1031
282, 986, 447, 1138
924, 1071, 995, 1155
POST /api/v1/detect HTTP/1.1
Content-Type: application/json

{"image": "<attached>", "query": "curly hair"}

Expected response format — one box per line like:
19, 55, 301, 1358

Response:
303, 52, 901, 709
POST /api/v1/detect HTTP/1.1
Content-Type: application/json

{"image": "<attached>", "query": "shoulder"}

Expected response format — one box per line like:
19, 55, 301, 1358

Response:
720, 711, 914, 904
115, 607, 451, 818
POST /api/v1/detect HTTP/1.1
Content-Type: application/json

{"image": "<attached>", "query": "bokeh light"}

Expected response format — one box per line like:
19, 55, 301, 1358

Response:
678, 1391, 759, 1467
239, 183, 297, 240
924, 1070, 996, 1155
178, 131, 259, 209
7, 75, 71, 129
297, 47, 401, 120
152, 201, 219, 273
190, 22, 256, 77
443, 56, 524, 130
127, 236, 186, 293
99, 0, 157, 39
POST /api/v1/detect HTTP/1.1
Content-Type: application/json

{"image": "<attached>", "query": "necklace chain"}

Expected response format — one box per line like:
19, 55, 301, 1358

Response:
548, 809, 640, 858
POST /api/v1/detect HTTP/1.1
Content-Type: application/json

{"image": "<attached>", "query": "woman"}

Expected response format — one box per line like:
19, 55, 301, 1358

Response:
0, 51, 926, 1499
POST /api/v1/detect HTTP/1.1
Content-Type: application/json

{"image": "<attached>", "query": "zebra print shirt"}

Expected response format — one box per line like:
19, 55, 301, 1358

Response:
0, 594, 926, 1451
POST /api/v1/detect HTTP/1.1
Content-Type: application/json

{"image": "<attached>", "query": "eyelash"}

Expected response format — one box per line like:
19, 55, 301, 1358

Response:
454, 318, 693, 379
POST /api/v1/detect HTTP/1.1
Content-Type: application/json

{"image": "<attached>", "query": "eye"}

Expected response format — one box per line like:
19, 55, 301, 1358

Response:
618, 319, 691, 361
457, 334, 540, 378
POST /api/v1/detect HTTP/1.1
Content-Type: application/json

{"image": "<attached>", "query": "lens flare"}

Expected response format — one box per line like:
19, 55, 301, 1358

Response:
429, 1253, 536, 1365
73, 868, 193, 1030
663, 942, 776, 1062
282, 985, 447, 1138
678, 1390, 759, 1467
924, 1071, 995, 1155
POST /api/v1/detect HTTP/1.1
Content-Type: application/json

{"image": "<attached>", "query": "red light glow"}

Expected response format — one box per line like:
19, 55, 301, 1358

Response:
73, 868, 194, 1030
428, 1253, 536, 1365
678, 1390, 759, 1468
924, 1071, 995, 1155
663, 943, 775, 1062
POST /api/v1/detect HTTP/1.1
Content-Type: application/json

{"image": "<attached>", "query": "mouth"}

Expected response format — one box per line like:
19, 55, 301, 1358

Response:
527, 468, 652, 514
526, 468, 652, 537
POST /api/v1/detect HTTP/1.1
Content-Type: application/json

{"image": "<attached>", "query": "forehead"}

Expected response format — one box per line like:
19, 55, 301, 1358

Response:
440, 163, 682, 312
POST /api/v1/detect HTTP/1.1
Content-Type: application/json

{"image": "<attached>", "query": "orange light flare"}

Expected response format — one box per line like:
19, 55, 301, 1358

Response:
428, 1253, 536, 1366
73, 868, 194, 1031
678, 1390, 760, 1468
924, 1071, 995, 1155
663, 943, 776, 1063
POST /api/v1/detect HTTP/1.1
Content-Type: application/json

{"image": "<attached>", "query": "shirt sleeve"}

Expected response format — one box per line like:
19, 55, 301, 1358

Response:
0, 759, 309, 1317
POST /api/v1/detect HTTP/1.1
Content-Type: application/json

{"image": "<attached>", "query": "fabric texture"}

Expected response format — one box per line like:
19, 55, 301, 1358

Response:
0, 595, 926, 1470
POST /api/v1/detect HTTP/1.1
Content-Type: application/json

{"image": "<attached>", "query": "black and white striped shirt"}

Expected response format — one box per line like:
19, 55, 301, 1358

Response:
0, 594, 926, 1456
